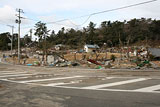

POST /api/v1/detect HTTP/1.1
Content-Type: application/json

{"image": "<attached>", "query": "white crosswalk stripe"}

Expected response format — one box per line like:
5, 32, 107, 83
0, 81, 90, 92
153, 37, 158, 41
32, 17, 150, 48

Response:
0, 71, 19, 73
43, 82, 76, 86
81, 78, 150, 89
134, 84, 160, 92
0, 73, 34, 78
0, 72, 27, 75
0, 70, 160, 94
18, 76, 84, 83
44, 80, 82, 86
9, 76, 29, 79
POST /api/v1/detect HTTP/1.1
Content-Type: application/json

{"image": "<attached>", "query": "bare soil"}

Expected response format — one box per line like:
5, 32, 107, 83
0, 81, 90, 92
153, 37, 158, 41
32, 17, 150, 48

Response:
64, 52, 121, 61
5, 52, 121, 64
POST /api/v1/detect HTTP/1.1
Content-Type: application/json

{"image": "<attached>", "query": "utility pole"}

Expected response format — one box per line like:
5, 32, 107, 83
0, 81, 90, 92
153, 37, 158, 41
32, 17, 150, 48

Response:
127, 35, 131, 59
44, 34, 47, 64
7, 25, 14, 56
29, 29, 32, 40
118, 32, 123, 60
15, 8, 24, 64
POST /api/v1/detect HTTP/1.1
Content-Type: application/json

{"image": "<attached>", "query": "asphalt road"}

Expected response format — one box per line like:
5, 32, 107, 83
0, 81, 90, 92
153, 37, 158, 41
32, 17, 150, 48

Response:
0, 62, 160, 107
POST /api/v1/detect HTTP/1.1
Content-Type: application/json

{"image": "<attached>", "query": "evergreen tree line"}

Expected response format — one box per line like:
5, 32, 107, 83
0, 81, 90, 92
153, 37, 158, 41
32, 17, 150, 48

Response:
46, 18, 160, 49
0, 33, 31, 51
0, 18, 160, 51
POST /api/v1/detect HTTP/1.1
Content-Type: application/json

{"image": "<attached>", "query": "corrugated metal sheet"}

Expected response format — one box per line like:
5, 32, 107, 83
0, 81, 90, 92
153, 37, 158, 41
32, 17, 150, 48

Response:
85, 44, 99, 49
148, 48, 160, 57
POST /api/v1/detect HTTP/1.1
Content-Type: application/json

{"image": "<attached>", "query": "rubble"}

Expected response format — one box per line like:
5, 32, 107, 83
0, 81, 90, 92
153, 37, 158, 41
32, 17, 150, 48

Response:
2, 46, 160, 70
27, 64, 33, 66
87, 59, 102, 65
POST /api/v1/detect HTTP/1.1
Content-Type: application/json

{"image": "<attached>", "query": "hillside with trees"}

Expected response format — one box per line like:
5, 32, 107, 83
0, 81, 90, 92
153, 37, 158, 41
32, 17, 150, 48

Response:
0, 18, 160, 51
46, 18, 160, 49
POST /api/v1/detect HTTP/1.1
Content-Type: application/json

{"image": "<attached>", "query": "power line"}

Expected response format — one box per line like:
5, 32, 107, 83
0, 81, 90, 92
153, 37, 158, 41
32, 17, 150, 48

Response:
0, 20, 8, 25
52, 22, 77, 28
1, 0, 157, 34
91, 0, 157, 15
24, 17, 40, 22
18, 0, 158, 29
67, 20, 79, 26
21, 25, 35, 29
0, 23, 6, 26
20, 21, 78, 30
79, 15, 92, 26
46, 0, 157, 26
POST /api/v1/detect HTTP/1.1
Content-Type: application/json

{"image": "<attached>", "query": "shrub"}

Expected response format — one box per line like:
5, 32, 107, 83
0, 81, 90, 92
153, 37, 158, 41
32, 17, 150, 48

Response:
149, 54, 155, 61
110, 54, 116, 62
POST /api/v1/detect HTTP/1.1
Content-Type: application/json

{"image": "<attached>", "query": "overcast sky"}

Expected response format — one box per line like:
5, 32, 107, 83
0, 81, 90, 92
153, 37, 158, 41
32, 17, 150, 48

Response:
0, 0, 159, 39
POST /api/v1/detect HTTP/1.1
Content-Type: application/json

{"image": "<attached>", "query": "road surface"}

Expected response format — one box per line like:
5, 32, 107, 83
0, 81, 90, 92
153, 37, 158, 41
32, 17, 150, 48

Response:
0, 62, 160, 107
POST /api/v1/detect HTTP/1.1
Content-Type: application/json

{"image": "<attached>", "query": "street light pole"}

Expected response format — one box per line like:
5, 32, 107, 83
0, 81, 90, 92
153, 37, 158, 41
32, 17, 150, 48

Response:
7, 25, 14, 56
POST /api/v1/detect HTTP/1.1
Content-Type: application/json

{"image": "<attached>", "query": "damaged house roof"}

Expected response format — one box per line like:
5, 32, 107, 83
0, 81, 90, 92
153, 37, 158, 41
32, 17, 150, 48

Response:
85, 44, 100, 49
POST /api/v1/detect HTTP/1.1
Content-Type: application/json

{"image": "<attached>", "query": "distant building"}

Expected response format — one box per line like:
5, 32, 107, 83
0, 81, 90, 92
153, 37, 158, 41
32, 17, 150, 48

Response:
84, 44, 99, 53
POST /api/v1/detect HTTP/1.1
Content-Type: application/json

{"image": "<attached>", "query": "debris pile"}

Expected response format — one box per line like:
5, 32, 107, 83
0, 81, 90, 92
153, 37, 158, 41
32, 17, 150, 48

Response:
2, 46, 160, 70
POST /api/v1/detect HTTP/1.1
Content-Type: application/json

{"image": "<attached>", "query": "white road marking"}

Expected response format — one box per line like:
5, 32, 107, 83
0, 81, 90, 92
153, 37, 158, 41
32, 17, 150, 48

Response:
54, 74, 64, 76
1, 75, 160, 94
0, 72, 27, 75
52, 85, 160, 93
134, 84, 160, 92
2, 77, 160, 94
0, 71, 18, 73
19, 76, 84, 83
0, 74, 34, 78
81, 78, 150, 89
9, 76, 29, 79
43, 82, 75, 86
101, 77, 115, 80
44, 80, 82, 86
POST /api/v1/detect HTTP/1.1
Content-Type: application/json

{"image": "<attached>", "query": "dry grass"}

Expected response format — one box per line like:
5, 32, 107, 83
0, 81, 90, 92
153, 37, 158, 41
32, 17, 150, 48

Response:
64, 52, 121, 61
152, 61, 160, 66
5, 52, 121, 64
6, 57, 39, 64
25, 58, 39, 64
